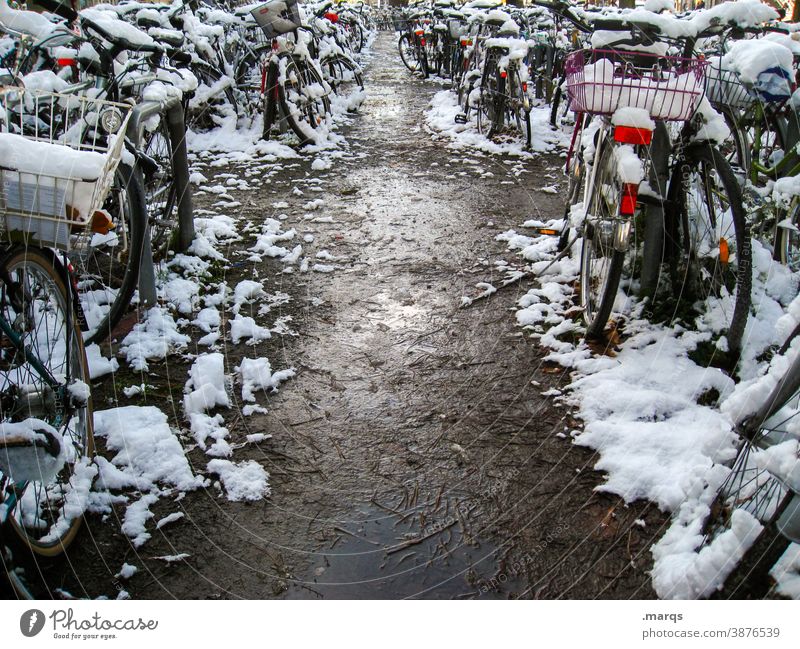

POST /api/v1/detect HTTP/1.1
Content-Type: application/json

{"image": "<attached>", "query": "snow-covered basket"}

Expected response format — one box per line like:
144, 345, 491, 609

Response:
705, 62, 754, 110
250, 0, 302, 39
565, 49, 707, 121
0, 88, 132, 250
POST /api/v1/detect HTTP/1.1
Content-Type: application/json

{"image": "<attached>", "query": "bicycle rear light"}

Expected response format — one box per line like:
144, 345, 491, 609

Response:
614, 126, 652, 146
619, 183, 639, 216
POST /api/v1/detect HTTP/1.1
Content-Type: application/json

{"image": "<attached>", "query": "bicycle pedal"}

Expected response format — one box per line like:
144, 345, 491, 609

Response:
454, 113, 468, 124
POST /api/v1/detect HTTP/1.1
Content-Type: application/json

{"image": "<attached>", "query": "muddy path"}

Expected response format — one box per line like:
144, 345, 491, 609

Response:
6, 33, 668, 600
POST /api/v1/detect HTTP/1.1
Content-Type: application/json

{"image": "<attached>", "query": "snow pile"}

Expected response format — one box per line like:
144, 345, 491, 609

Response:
425, 90, 567, 156
119, 307, 190, 371
93, 406, 207, 547
494, 184, 800, 597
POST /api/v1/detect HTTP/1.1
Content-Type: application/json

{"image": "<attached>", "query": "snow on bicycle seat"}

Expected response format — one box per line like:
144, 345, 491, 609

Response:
80, 7, 163, 54
148, 26, 185, 49
0, 0, 62, 41
0, 418, 64, 484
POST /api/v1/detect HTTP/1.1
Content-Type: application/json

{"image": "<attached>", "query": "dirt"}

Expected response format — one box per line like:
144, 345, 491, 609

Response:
2, 33, 668, 600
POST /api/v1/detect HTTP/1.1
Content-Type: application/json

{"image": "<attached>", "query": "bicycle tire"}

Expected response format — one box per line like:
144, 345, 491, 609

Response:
697, 328, 800, 598
322, 54, 364, 111
141, 115, 178, 259
279, 57, 331, 146
234, 44, 271, 118
580, 138, 627, 339
398, 33, 422, 73
186, 60, 238, 131
77, 163, 146, 347
667, 145, 751, 360
0, 246, 94, 556
774, 198, 800, 271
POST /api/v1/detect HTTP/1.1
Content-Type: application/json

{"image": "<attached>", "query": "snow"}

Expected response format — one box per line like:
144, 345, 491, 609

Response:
611, 107, 654, 131
236, 357, 295, 402
119, 307, 190, 372
93, 406, 206, 546
184, 353, 230, 415
0, 133, 106, 180
0, 0, 57, 40
207, 459, 270, 502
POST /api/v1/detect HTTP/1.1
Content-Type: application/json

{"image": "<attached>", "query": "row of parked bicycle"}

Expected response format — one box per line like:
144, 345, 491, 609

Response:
0, 0, 373, 596
399, 0, 800, 599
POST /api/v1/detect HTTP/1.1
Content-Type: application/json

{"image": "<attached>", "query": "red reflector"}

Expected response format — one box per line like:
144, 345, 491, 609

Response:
500, 70, 507, 79
323, 11, 339, 22
57, 58, 76, 67
619, 183, 639, 216
522, 82, 527, 92
421, 38, 426, 46
614, 126, 652, 145
415, 29, 424, 35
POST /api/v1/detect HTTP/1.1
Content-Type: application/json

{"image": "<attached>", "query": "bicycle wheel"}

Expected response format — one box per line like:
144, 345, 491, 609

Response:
279, 57, 331, 146
668, 146, 751, 359
141, 116, 178, 259
476, 67, 502, 137
73, 163, 146, 347
186, 61, 237, 131
698, 337, 800, 597
344, 19, 365, 54
0, 247, 94, 556
322, 54, 365, 111
580, 138, 630, 339
234, 45, 271, 118
398, 33, 422, 73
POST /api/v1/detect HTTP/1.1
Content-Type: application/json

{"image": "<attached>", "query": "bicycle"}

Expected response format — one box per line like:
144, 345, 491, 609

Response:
552, 10, 752, 363
0, 87, 117, 594
690, 313, 800, 598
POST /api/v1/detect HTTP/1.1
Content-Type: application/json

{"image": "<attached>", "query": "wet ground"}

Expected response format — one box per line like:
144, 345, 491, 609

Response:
4, 33, 668, 599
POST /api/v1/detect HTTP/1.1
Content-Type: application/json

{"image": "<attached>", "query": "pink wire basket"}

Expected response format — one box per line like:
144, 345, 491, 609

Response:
565, 49, 708, 121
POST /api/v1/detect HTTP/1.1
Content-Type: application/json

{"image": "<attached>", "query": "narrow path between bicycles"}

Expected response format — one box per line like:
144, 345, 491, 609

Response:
51, 32, 668, 600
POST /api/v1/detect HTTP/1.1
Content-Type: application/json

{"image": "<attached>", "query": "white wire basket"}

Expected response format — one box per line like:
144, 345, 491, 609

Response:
0, 88, 132, 251
251, 0, 302, 39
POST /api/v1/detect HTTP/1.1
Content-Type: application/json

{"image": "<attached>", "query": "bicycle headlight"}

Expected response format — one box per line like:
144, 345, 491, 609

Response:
99, 107, 123, 134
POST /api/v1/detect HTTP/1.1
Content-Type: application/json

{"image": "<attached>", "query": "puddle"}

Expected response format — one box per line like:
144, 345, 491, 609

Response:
285, 500, 525, 599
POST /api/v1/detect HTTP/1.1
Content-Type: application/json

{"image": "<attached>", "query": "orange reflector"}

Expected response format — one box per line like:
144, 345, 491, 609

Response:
719, 237, 730, 264
415, 29, 424, 35
614, 125, 652, 145
537, 228, 559, 236
619, 183, 639, 216
90, 209, 115, 235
